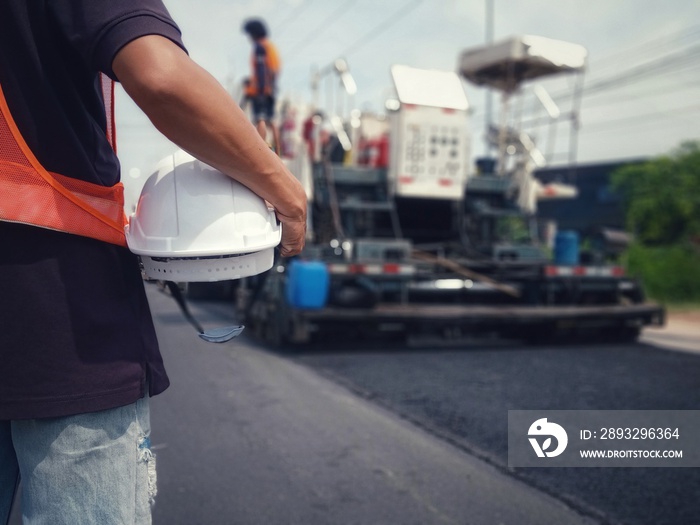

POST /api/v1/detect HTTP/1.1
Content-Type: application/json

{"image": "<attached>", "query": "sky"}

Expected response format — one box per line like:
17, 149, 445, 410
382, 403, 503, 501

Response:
116, 0, 700, 203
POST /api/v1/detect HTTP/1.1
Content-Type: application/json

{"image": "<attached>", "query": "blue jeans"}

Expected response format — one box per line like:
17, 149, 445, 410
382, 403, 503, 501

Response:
0, 396, 156, 525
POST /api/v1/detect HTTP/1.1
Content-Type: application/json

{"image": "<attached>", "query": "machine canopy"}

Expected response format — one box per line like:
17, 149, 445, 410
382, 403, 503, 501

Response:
458, 35, 587, 92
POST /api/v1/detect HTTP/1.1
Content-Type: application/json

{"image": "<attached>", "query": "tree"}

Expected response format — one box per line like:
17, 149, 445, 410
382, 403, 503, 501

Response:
611, 141, 700, 246
611, 141, 700, 302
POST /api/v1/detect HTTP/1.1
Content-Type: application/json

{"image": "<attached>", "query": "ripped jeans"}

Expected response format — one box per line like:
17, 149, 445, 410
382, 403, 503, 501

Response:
0, 396, 156, 525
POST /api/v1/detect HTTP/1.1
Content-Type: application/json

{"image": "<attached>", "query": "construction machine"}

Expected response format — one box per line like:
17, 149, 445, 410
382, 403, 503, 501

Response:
237, 35, 665, 346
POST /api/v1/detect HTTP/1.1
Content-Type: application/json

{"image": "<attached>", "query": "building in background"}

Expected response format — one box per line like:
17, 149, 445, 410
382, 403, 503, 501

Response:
536, 159, 645, 234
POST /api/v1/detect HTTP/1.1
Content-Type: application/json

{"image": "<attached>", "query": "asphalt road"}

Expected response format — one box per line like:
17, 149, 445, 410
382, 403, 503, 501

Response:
146, 284, 596, 525
293, 332, 700, 525
150, 285, 700, 525
8, 284, 698, 525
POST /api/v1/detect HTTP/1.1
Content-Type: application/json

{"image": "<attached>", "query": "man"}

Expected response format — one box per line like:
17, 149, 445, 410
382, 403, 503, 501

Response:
242, 18, 281, 153
0, 2, 306, 524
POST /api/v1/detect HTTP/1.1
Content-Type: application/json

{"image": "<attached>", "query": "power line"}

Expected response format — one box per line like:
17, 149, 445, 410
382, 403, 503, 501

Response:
603, 27, 700, 65
495, 43, 700, 118
334, 0, 423, 59
582, 45, 700, 97
286, 0, 423, 92
468, 45, 700, 123
592, 25, 700, 73
543, 45, 700, 104
579, 104, 700, 133
582, 119, 700, 138
512, 111, 700, 161
520, 66, 700, 124
273, 0, 317, 38
286, 0, 359, 56
475, 74, 700, 126
582, 70, 700, 108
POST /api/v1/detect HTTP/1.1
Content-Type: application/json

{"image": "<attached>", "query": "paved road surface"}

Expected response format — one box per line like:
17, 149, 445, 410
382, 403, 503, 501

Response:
8, 285, 698, 524
147, 284, 595, 524
293, 315, 700, 525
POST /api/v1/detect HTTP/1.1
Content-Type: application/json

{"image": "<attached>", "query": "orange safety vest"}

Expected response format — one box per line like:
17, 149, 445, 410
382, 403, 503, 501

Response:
0, 75, 128, 247
245, 39, 280, 97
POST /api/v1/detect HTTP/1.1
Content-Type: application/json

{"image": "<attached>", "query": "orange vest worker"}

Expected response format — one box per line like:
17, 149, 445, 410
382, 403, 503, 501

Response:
245, 39, 280, 97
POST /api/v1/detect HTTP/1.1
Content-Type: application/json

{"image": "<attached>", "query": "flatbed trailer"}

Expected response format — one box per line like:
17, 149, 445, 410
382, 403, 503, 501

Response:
291, 303, 664, 326
289, 304, 664, 343
241, 246, 665, 346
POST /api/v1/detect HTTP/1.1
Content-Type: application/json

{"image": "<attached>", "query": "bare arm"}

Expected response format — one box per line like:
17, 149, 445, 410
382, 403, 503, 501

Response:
112, 35, 306, 257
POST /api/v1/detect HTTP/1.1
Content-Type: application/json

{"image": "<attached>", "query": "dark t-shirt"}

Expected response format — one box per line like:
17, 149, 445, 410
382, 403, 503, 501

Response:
0, 1, 186, 420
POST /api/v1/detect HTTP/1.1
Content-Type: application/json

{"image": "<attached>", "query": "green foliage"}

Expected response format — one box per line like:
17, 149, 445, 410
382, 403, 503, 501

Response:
612, 141, 700, 302
611, 141, 700, 246
624, 243, 700, 302
494, 215, 531, 243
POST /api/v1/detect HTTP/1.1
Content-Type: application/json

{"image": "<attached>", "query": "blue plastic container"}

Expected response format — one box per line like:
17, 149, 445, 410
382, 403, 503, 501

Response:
554, 230, 580, 265
286, 260, 330, 309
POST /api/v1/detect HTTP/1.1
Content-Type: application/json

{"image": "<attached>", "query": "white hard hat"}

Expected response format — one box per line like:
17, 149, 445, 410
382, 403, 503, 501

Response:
125, 150, 281, 282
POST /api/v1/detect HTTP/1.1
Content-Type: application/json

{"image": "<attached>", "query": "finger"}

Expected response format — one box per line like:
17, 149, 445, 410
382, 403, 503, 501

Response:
279, 235, 305, 256
278, 222, 306, 257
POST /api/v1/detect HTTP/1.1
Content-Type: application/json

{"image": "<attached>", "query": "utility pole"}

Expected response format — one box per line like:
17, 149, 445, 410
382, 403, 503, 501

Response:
484, 0, 495, 153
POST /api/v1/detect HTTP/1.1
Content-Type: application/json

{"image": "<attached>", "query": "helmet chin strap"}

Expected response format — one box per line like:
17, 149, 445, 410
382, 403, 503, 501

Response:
164, 281, 244, 343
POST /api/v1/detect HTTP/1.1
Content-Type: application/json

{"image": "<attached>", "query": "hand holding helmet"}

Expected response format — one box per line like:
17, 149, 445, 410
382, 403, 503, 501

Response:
249, 118, 307, 258
125, 149, 282, 282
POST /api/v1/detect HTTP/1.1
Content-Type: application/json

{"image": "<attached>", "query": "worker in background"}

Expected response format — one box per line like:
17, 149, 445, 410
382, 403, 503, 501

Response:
0, 1, 306, 524
242, 18, 281, 154
278, 100, 297, 158
302, 110, 324, 161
